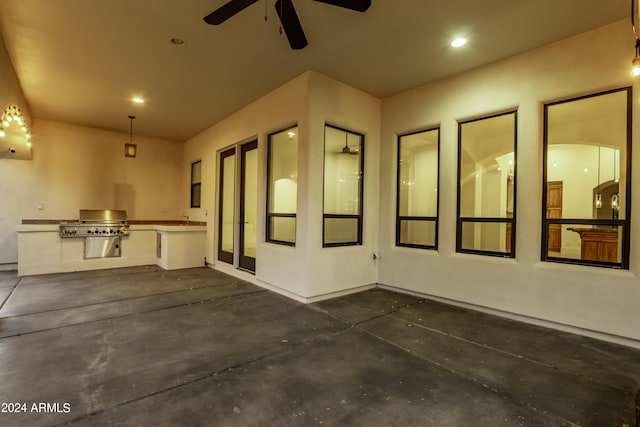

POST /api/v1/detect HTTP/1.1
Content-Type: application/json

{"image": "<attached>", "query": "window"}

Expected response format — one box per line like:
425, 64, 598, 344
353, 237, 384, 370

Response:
267, 126, 298, 245
190, 160, 202, 208
542, 88, 631, 268
323, 125, 364, 247
397, 128, 439, 249
457, 111, 517, 257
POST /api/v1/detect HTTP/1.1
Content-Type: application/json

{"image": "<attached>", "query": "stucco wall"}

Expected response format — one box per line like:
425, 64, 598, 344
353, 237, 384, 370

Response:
0, 35, 31, 266
378, 20, 640, 344
0, 119, 184, 265
304, 72, 381, 298
183, 71, 381, 300
183, 72, 310, 298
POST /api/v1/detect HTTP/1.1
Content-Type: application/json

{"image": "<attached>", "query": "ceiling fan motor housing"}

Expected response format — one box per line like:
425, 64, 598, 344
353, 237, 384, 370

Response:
204, 0, 371, 50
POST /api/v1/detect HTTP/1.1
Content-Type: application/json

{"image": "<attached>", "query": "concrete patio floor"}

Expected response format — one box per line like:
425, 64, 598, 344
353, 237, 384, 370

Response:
0, 266, 638, 426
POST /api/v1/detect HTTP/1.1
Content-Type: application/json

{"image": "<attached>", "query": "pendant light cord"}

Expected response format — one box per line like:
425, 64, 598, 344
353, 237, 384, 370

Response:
633, 0, 639, 39
597, 146, 601, 193
128, 115, 135, 143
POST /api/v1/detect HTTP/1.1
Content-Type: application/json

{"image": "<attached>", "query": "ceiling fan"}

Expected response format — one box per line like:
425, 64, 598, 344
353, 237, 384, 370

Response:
338, 134, 359, 155
204, 0, 371, 50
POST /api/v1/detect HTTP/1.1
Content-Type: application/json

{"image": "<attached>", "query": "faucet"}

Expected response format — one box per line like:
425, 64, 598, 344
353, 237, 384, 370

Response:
181, 215, 190, 225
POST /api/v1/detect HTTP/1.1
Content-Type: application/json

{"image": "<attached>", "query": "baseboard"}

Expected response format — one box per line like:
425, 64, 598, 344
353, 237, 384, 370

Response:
303, 284, 377, 303
0, 263, 17, 272
207, 262, 375, 304
377, 283, 640, 351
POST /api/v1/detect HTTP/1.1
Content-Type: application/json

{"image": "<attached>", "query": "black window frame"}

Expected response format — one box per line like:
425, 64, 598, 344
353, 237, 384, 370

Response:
541, 87, 632, 269
456, 110, 518, 258
396, 127, 440, 250
322, 124, 365, 248
190, 160, 202, 208
266, 125, 298, 246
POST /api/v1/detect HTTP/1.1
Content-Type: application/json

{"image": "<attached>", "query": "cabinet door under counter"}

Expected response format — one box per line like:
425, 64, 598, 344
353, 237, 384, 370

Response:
17, 221, 206, 275
568, 228, 619, 263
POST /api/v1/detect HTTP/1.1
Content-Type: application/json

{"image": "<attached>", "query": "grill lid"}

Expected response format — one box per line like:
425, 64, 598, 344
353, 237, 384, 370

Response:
79, 209, 127, 224
60, 209, 129, 237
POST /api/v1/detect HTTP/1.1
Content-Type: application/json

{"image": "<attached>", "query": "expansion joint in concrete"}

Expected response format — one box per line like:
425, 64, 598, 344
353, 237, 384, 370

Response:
0, 275, 21, 312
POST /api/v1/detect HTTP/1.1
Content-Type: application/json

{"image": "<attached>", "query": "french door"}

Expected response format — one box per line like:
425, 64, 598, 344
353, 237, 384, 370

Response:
239, 141, 257, 272
217, 140, 257, 273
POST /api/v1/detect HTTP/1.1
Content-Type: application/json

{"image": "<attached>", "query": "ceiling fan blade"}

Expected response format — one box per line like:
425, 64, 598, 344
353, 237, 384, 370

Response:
312, 0, 371, 12
204, 0, 259, 25
275, 0, 308, 50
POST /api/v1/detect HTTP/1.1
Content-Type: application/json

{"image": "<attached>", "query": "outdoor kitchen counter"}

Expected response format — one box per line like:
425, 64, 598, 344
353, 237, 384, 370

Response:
17, 221, 206, 276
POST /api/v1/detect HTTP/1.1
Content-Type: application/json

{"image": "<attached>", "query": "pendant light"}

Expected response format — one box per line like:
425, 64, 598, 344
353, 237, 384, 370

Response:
611, 150, 620, 218
124, 115, 137, 158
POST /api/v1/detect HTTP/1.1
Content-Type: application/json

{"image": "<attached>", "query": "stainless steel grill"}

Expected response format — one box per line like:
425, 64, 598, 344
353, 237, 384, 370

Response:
59, 209, 130, 237
59, 210, 129, 259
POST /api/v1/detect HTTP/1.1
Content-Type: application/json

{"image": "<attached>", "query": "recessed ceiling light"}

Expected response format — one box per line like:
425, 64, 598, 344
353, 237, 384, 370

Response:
171, 38, 185, 45
451, 37, 467, 48
132, 97, 145, 104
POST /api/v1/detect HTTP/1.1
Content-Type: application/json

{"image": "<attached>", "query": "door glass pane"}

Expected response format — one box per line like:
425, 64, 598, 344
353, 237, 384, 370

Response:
221, 153, 235, 254
399, 219, 436, 247
243, 147, 258, 258
460, 222, 511, 253
398, 129, 438, 217
459, 113, 515, 219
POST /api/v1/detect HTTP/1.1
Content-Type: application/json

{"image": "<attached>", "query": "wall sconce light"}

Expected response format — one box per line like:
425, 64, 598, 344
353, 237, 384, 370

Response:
124, 115, 137, 158
0, 105, 31, 147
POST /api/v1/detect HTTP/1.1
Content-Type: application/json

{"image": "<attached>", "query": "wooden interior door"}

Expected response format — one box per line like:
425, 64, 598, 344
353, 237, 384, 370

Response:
546, 181, 563, 252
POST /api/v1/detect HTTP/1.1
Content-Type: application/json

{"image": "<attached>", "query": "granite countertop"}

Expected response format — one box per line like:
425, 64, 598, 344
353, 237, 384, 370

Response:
21, 219, 207, 226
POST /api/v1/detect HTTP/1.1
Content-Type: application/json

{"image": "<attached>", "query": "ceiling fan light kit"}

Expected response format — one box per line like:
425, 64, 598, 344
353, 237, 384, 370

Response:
204, 0, 371, 50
